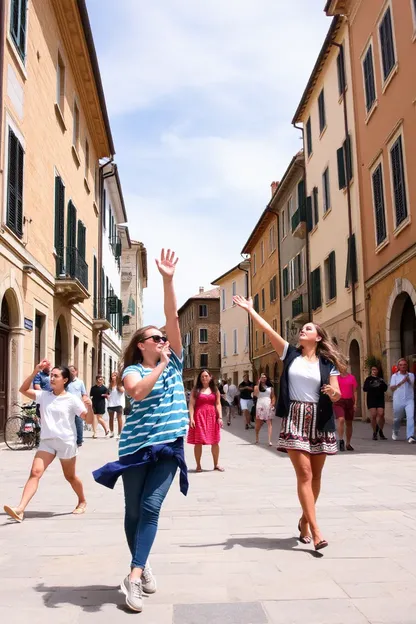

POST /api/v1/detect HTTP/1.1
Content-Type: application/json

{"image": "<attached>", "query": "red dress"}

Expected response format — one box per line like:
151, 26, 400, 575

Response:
187, 391, 220, 445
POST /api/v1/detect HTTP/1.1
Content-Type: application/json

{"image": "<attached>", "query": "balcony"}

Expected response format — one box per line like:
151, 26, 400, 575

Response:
291, 204, 306, 239
292, 294, 308, 323
92, 297, 112, 331
55, 247, 89, 304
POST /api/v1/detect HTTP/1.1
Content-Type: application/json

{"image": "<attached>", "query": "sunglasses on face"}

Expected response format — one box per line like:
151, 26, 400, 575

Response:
143, 335, 168, 344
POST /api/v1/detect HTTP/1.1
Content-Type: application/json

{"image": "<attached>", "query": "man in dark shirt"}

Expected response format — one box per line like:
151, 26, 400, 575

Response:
239, 373, 254, 430
90, 375, 110, 439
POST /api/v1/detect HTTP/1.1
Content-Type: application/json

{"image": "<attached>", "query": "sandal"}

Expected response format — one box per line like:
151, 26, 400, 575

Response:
297, 518, 312, 544
346, 444, 354, 451
214, 466, 225, 472
72, 502, 87, 515
314, 539, 328, 551
3, 505, 24, 523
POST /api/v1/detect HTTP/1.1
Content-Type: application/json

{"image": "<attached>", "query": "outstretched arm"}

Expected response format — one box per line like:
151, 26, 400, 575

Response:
156, 249, 181, 357
233, 295, 287, 358
20, 359, 50, 401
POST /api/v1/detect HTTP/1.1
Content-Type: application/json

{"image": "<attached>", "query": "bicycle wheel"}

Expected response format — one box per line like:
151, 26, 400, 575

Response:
4, 416, 26, 450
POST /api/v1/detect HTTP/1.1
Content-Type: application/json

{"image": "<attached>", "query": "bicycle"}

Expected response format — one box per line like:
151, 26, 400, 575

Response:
3, 402, 40, 451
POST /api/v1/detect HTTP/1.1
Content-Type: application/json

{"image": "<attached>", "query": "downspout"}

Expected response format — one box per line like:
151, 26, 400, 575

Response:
239, 255, 252, 372
332, 41, 360, 327
293, 123, 312, 322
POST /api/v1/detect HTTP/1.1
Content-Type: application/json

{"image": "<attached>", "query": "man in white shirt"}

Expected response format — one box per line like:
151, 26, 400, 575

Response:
226, 378, 238, 423
67, 366, 93, 445
390, 358, 415, 443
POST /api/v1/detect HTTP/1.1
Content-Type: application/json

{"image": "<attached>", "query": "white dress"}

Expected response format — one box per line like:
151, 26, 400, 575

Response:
256, 387, 274, 421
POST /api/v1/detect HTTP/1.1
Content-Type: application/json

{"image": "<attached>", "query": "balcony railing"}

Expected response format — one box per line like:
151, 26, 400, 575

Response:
56, 247, 88, 291
292, 295, 304, 319
291, 204, 306, 233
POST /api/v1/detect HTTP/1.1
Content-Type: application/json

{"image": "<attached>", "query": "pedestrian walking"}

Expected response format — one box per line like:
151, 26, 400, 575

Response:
218, 378, 230, 424
107, 371, 125, 439
239, 373, 254, 430
390, 359, 416, 443
92, 249, 189, 614
225, 378, 238, 425
187, 370, 224, 472
67, 365, 93, 446
334, 370, 358, 451
363, 366, 388, 440
254, 373, 275, 445
234, 295, 344, 551
4, 360, 88, 522
90, 375, 110, 438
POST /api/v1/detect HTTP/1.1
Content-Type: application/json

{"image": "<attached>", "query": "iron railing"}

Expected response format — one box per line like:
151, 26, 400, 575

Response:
56, 247, 88, 290
291, 204, 306, 233
292, 294, 304, 318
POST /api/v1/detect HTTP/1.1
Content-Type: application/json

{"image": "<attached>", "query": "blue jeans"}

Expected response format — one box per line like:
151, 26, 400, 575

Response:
75, 415, 84, 446
393, 400, 415, 439
122, 457, 177, 569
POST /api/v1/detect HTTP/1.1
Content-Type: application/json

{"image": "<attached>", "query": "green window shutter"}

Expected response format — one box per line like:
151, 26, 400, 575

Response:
117, 298, 123, 335
6, 129, 24, 238
66, 201, 77, 277
102, 188, 106, 229
337, 146, 346, 189
344, 135, 353, 182
329, 251, 336, 300
283, 268, 289, 297
77, 220, 86, 259
312, 187, 319, 225
54, 176, 65, 275
297, 178, 306, 209
10, 0, 27, 60
93, 256, 98, 318
100, 268, 105, 317
306, 196, 313, 232
345, 234, 358, 288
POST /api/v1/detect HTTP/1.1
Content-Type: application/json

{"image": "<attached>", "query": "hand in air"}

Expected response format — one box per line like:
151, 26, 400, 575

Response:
156, 249, 178, 279
233, 295, 253, 311
159, 342, 171, 366
35, 359, 50, 373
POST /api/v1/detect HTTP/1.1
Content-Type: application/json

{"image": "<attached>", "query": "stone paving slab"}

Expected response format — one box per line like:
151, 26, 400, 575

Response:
2, 419, 416, 622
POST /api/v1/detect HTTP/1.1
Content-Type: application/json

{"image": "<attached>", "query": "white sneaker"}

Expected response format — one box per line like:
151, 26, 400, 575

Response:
120, 575, 143, 612
392, 432, 398, 441
109, 432, 114, 438
408, 437, 416, 444
116, 434, 120, 440
105, 430, 111, 439
142, 562, 157, 594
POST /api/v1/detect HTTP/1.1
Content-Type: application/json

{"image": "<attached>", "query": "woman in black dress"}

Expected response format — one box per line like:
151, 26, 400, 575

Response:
363, 366, 388, 440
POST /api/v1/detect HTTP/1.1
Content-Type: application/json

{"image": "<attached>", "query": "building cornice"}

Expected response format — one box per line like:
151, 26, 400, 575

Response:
365, 243, 416, 290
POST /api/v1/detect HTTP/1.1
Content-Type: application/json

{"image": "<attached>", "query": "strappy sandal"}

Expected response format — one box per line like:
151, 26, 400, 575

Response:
4, 505, 24, 523
72, 502, 87, 515
314, 539, 328, 551
297, 518, 312, 544
214, 465, 225, 472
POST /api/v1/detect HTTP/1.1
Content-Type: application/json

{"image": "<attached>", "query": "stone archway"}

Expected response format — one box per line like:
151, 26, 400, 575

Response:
386, 278, 416, 375
54, 316, 69, 366
0, 286, 24, 426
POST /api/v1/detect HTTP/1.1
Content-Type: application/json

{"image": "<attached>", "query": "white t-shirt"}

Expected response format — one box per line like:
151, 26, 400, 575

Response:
34, 390, 87, 442
226, 384, 238, 404
108, 386, 125, 408
390, 372, 415, 404
281, 341, 339, 403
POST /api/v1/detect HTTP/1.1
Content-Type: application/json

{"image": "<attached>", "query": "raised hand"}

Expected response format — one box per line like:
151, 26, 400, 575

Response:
156, 249, 178, 279
34, 359, 50, 373
233, 295, 254, 311
159, 342, 171, 367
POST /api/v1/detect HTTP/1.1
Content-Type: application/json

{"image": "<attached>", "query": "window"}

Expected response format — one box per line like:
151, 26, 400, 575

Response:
85, 139, 90, 180
223, 332, 227, 357
252, 253, 257, 275
232, 281, 237, 298
282, 267, 289, 297
337, 44, 346, 95
261, 288, 265, 311
272, 319, 277, 332
318, 89, 326, 133
56, 52, 65, 112
371, 163, 387, 245
390, 134, 408, 227
77, 220, 86, 261
311, 267, 322, 311
294, 251, 304, 288
322, 167, 331, 213
287, 196, 295, 223
312, 186, 319, 226
269, 275, 277, 302
297, 179, 306, 211
66, 200, 77, 277
345, 234, 358, 288
34, 312, 45, 366
221, 288, 226, 311
337, 135, 353, 189
306, 118, 312, 157
379, 6, 396, 82
260, 240, 265, 265
10, 0, 27, 61
233, 329, 238, 355
200, 353, 208, 368
199, 304, 208, 318
73, 100, 80, 150
362, 44, 376, 113
269, 224, 276, 253
262, 332, 266, 346
324, 251, 337, 302
253, 293, 259, 312
281, 209, 286, 239
199, 328, 208, 343
6, 128, 24, 238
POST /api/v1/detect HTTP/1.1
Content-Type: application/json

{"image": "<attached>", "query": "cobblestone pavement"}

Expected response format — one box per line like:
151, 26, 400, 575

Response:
2, 418, 416, 623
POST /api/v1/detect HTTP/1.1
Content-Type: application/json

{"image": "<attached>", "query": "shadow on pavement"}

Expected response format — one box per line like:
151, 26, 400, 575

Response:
34, 582, 130, 612
0, 510, 73, 527
181, 536, 322, 558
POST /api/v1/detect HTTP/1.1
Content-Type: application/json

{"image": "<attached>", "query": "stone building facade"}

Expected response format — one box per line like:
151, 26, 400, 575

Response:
178, 287, 221, 390
120, 238, 148, 353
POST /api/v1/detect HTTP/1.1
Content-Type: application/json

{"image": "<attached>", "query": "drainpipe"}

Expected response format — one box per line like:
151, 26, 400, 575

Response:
0, 0, 5, 156
97, 156, 114, 374
239, 255, 252, 372
276, 213, 284, 335
332, 41, 360, 327
292, 124, 312, 322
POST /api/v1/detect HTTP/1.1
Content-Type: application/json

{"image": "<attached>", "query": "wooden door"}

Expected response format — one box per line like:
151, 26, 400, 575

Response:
0, 328, 9, 430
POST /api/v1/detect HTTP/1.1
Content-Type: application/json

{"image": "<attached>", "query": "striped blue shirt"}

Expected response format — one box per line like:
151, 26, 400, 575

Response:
119, 349, 188, 457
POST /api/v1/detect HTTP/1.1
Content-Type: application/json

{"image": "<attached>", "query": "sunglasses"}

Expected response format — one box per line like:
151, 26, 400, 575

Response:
143, 335, 168, 344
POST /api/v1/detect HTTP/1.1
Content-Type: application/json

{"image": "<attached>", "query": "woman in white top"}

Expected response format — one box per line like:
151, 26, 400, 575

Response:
234, 296, 345, 551
254, 374, 275, 446
108, 371, 125, 439
3, 360, 87, 523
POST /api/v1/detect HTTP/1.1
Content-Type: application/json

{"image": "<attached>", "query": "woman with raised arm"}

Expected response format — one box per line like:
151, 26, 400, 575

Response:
93, 249, 189, 614
4, 361, 87, 522
254, 373, 275, 446
234, 295, 345, 551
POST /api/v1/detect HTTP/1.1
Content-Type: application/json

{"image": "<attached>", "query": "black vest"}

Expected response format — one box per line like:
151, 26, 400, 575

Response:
276, 345, 335, 432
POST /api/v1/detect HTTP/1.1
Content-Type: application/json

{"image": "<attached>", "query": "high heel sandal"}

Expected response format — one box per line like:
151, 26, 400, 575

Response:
297, 518, 312, 544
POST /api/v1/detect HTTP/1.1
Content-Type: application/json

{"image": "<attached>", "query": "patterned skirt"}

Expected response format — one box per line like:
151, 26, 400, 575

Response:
277, 401, 337, 455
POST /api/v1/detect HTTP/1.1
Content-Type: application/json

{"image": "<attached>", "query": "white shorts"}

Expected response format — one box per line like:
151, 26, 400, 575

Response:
240, 399, 254, 412
38, 438, 78, 460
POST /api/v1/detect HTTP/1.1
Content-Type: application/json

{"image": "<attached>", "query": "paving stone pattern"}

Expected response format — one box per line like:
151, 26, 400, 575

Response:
2, 419, 416, 623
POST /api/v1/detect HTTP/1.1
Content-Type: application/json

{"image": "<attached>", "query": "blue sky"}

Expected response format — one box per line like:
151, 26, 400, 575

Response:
86, 0, 330, 326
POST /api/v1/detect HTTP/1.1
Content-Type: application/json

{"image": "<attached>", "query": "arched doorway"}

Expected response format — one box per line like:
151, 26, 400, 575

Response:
349, 339, 361, 418
0, 296, 10, 430
54, 316, 69, 366
400, 295, 416, 362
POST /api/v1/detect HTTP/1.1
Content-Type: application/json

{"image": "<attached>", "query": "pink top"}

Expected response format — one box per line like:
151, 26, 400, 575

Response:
338, 374, 358, 399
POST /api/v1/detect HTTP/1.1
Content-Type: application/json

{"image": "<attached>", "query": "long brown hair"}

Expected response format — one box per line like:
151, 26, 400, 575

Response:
308, 324, 348, 374
118, 325, 160, 380
193, 370, 217, 396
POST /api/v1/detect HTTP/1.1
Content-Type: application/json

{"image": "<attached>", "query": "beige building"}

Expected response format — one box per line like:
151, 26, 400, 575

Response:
212, 263, 252, 386
292, 15, 366, 416
120, 237, 148, 353
0, 0, 114, 428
